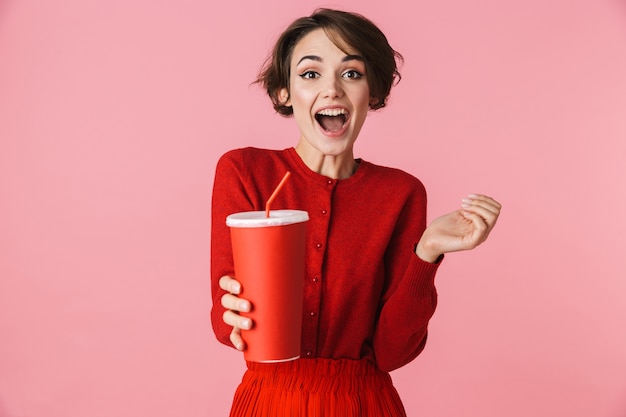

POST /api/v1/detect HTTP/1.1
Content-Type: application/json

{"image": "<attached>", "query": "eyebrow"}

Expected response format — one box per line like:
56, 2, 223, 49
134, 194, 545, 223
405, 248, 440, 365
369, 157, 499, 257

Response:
296, 54, 364, 66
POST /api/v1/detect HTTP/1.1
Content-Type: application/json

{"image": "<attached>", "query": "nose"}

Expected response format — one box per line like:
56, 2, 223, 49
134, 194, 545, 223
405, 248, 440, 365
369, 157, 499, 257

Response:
321, 76, 344, 99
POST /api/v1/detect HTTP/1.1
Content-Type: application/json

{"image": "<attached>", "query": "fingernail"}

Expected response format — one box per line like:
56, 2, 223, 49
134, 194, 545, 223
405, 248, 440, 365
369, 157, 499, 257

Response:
231, 282, 241, 294
241, 318, 251, 330
236, 342, 244, 351
239, 301, 250, 312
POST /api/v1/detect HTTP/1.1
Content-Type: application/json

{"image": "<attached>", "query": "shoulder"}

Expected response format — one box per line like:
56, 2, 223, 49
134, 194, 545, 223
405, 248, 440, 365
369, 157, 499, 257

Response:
216, 147, 287, 173
360, 160, 427, 196
217, 147, 282, 164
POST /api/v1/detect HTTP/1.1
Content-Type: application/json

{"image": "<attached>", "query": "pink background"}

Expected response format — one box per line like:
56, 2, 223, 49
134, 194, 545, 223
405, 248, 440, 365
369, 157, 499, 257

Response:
1, 0, 625, 416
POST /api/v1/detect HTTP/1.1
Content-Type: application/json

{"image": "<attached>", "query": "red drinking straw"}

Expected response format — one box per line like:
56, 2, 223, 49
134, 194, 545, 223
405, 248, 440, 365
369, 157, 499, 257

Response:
265, 171, 291, 218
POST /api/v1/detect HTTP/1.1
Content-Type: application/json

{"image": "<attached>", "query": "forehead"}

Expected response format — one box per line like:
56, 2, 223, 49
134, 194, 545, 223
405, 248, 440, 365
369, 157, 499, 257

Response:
291, 28, 359, 65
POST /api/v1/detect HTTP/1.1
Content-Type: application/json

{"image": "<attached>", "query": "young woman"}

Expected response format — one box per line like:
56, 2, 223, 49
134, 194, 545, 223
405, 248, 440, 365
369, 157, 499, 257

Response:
211, 8, 501, 416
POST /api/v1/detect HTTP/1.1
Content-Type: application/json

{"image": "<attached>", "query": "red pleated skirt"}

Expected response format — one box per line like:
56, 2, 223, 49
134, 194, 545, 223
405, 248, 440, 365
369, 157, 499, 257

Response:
229, 357, 407, 417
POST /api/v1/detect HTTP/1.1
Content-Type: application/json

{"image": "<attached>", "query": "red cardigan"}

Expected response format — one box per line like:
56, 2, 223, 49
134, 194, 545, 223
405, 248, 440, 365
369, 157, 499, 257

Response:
211, 147, 440, 372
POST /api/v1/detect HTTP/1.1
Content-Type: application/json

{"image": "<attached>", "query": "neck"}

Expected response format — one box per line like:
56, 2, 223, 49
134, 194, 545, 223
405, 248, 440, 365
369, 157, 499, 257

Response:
295, 141, 357, 180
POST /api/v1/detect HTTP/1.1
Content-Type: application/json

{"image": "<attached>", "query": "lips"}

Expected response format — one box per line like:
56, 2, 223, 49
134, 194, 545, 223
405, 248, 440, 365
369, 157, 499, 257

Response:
315, 107, 349, 133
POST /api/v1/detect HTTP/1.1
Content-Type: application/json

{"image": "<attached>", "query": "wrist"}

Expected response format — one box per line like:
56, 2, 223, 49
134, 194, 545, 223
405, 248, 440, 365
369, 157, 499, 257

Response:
415, 237, 442, 264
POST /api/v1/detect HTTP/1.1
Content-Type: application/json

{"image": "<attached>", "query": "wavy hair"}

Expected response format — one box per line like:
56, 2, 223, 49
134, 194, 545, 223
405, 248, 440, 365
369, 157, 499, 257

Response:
256, 8, 403, 116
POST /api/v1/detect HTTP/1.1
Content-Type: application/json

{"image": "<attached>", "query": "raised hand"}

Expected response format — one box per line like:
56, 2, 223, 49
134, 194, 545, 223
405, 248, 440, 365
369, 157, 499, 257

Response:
416, 194, 501, 263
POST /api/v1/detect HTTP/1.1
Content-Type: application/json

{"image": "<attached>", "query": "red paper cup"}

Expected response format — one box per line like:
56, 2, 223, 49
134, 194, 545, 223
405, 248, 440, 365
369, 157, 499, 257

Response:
226, 210, 309, 362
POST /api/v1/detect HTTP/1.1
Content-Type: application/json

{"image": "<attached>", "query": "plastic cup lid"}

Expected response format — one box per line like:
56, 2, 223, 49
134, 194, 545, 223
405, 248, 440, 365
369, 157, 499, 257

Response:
226, 210, 309, 227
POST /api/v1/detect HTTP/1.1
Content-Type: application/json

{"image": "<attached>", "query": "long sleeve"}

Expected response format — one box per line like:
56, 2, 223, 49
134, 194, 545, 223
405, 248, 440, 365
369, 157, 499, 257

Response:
210, 150, 253, 348
372, 185, 439, 371
210, 148, 297, 348
373, 256, 439, 372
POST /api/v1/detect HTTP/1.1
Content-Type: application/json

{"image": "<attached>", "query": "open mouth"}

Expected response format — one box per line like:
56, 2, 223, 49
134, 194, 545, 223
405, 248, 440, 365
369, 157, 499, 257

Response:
315, 108, 348, 133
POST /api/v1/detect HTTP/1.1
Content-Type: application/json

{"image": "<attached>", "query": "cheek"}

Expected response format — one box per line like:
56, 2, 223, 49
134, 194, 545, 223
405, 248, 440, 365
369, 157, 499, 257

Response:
289, 85, 316, 107
290, 92, 313, 120
352, 86, 372, 109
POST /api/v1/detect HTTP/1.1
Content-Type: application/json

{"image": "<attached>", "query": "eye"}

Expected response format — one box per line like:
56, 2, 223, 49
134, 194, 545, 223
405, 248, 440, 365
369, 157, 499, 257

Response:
342, 70, 364, 79
298, 70, 320, 79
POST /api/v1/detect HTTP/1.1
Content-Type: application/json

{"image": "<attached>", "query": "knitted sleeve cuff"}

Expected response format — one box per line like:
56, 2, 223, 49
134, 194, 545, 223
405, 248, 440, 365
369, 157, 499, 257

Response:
405, 252, 442, 299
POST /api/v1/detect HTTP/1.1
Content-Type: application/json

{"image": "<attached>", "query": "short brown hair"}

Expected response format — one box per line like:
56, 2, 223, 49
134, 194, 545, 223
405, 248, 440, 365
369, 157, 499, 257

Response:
256, 8, 403, 116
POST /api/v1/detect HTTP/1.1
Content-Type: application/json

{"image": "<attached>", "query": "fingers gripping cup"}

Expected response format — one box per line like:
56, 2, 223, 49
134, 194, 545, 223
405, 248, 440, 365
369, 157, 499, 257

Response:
226, 209, 309, 362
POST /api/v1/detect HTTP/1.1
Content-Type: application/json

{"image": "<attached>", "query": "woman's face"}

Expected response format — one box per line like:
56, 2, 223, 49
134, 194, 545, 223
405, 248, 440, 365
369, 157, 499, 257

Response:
280, 29, 372, 165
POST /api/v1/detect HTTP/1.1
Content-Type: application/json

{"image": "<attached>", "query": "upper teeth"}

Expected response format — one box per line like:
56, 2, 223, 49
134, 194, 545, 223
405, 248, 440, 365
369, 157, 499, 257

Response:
317, 108, 346, 116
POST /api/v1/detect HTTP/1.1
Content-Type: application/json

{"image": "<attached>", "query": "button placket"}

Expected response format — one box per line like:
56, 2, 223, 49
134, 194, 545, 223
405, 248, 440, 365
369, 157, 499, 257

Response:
301, 184, 333, 360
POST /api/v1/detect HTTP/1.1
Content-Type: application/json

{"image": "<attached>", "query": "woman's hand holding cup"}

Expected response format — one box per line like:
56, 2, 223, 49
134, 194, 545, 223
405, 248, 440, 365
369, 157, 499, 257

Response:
219, 275, 253, 351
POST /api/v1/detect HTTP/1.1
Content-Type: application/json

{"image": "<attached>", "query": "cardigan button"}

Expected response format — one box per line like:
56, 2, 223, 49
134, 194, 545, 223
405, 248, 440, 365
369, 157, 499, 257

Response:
315, 243, 322, 249
305, 350, 313, 357
321, 209, 327, 215
312, 276, 319, 283
326, 179, 333, 185
309, 311, 317, 317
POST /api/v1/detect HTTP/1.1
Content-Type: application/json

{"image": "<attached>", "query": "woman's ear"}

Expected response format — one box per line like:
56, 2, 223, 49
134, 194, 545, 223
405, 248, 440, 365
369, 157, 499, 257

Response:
369, 97, 380, 107
278, 88, 291, 106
